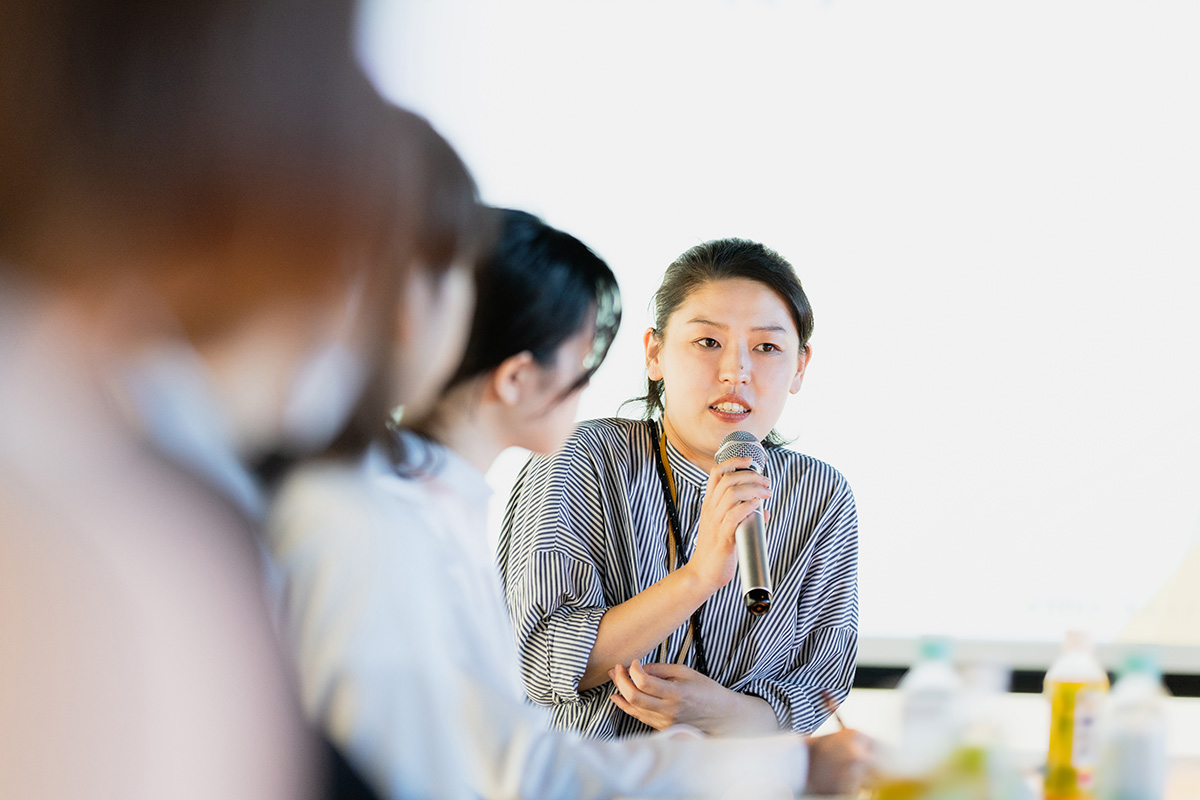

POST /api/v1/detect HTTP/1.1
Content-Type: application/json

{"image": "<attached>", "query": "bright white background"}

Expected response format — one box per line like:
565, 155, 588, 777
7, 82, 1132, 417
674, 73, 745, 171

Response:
358, 0, 1200, 657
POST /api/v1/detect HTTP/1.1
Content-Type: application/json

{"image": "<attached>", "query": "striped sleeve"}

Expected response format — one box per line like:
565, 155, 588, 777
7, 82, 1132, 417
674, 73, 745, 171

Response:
499, 436, 611, 707
740, 472, 859, 733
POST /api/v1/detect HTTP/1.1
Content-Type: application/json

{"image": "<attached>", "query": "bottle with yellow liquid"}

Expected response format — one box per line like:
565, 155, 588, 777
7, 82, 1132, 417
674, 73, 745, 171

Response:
1045, 631, 1110, 800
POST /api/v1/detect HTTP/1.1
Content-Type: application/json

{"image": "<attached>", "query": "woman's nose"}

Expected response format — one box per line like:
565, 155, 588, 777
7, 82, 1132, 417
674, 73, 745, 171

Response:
719, 346, 750, 384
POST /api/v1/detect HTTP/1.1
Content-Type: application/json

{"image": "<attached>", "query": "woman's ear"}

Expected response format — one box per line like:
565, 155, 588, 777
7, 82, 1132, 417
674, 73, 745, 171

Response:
790, 344, 812, 394
490, 351, 537, 406
644, 328, 664, 382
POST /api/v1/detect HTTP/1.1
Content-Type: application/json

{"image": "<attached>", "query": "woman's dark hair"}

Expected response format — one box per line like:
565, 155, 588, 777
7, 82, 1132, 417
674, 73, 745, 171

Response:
626, 237, 813, 447
0, 0, 492, 472
1, 0, 387, 286
391, 208, 621, 472
448, 208, 620, 393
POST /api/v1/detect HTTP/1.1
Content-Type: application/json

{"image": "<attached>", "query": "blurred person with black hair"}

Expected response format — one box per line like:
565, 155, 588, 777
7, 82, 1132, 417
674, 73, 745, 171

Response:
0, 0, 487, 796
267, 209, 874, 799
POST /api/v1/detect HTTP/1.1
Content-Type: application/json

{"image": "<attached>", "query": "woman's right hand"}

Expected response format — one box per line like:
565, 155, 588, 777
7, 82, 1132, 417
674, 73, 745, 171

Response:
684, 456, 771, 594
805, 729, 877, 796
577, 457, 770, 692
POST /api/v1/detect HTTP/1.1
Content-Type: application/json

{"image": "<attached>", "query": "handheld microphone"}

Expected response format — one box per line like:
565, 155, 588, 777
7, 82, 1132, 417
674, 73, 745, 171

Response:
715, 431, 772, 615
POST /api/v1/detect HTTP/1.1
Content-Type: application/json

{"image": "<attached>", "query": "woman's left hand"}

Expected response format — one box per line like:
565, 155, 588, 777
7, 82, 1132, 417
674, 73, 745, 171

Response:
608, 659, 780, 737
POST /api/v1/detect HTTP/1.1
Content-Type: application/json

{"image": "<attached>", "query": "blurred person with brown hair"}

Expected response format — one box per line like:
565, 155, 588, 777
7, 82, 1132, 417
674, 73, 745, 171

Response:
0, 0, 487, 797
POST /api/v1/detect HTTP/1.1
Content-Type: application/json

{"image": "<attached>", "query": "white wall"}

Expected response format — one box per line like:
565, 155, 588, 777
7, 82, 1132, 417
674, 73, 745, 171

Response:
359, 0, 1200, 657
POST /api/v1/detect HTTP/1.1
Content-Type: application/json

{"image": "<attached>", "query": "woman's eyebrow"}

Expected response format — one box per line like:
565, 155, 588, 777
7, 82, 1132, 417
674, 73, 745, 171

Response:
684, 317, 788, 335
684, 317, 726, 329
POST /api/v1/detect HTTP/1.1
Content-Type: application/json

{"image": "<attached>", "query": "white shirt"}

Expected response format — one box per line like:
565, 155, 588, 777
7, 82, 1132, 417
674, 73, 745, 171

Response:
267, 435, 811, 799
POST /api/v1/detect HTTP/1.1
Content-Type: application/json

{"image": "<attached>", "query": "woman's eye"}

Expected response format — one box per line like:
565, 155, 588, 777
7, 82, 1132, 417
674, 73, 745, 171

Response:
695, 337, 720, 349
756, 342, 781, 353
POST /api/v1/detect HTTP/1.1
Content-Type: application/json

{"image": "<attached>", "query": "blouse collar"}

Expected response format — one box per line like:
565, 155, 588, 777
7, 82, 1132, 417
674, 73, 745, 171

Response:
659, 421, 711, 490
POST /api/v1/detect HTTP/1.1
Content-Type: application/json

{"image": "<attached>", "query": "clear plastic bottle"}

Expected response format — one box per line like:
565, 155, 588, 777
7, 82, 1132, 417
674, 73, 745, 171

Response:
1045, 630, 1110, 800
1095, 650, 1168, 800
873, 637, 966, 800
932, 661, 1031, 800
899, 637, 966, 774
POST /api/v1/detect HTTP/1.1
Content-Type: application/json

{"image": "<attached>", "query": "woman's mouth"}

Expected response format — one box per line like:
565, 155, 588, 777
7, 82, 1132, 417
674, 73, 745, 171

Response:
709, 401, 750, 420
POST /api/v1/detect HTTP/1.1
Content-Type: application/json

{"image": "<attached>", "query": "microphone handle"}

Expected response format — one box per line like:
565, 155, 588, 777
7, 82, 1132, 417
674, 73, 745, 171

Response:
735, 508, 772, 615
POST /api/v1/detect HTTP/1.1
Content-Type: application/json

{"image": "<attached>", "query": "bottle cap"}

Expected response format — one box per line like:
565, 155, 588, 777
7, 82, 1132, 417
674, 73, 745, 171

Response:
918, 635, 954, 662
1121, 649, 1162, 681
1063, 629, 1093, 652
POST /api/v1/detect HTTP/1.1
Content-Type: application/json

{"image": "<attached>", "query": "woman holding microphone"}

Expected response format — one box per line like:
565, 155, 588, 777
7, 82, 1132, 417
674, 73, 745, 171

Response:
499, 238, 859, 740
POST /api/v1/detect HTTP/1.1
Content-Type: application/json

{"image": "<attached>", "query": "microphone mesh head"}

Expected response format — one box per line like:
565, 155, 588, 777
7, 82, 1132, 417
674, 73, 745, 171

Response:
715, 430, 766, 472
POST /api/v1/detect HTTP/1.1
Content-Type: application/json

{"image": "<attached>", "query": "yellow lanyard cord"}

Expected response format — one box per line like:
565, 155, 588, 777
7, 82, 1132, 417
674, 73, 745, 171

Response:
659, 428, 680, 571
656, 426, 697, 667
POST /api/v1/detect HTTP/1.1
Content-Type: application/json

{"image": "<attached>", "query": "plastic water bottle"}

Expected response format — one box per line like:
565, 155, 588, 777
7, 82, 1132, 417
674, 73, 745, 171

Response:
898, 637, 966, 774
1095, 650, 1168, 800
873, 637, 965, 800
936, 661, 1031, 800
1045, 630, 1110, 800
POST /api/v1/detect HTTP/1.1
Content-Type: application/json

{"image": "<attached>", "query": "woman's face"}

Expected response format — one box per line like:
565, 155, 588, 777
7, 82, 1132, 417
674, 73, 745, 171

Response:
646, 277, 809, 471
512, 310, 598, 456
392, 261, 475, 421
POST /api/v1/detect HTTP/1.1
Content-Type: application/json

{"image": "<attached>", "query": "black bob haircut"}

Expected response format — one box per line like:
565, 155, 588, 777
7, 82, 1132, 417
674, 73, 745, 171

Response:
390, 208, 621, 474
444, 208, 621, 397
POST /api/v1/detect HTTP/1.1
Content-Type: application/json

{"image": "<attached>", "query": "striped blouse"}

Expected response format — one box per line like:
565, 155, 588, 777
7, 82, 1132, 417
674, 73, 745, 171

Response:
497, 417, 859, 740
